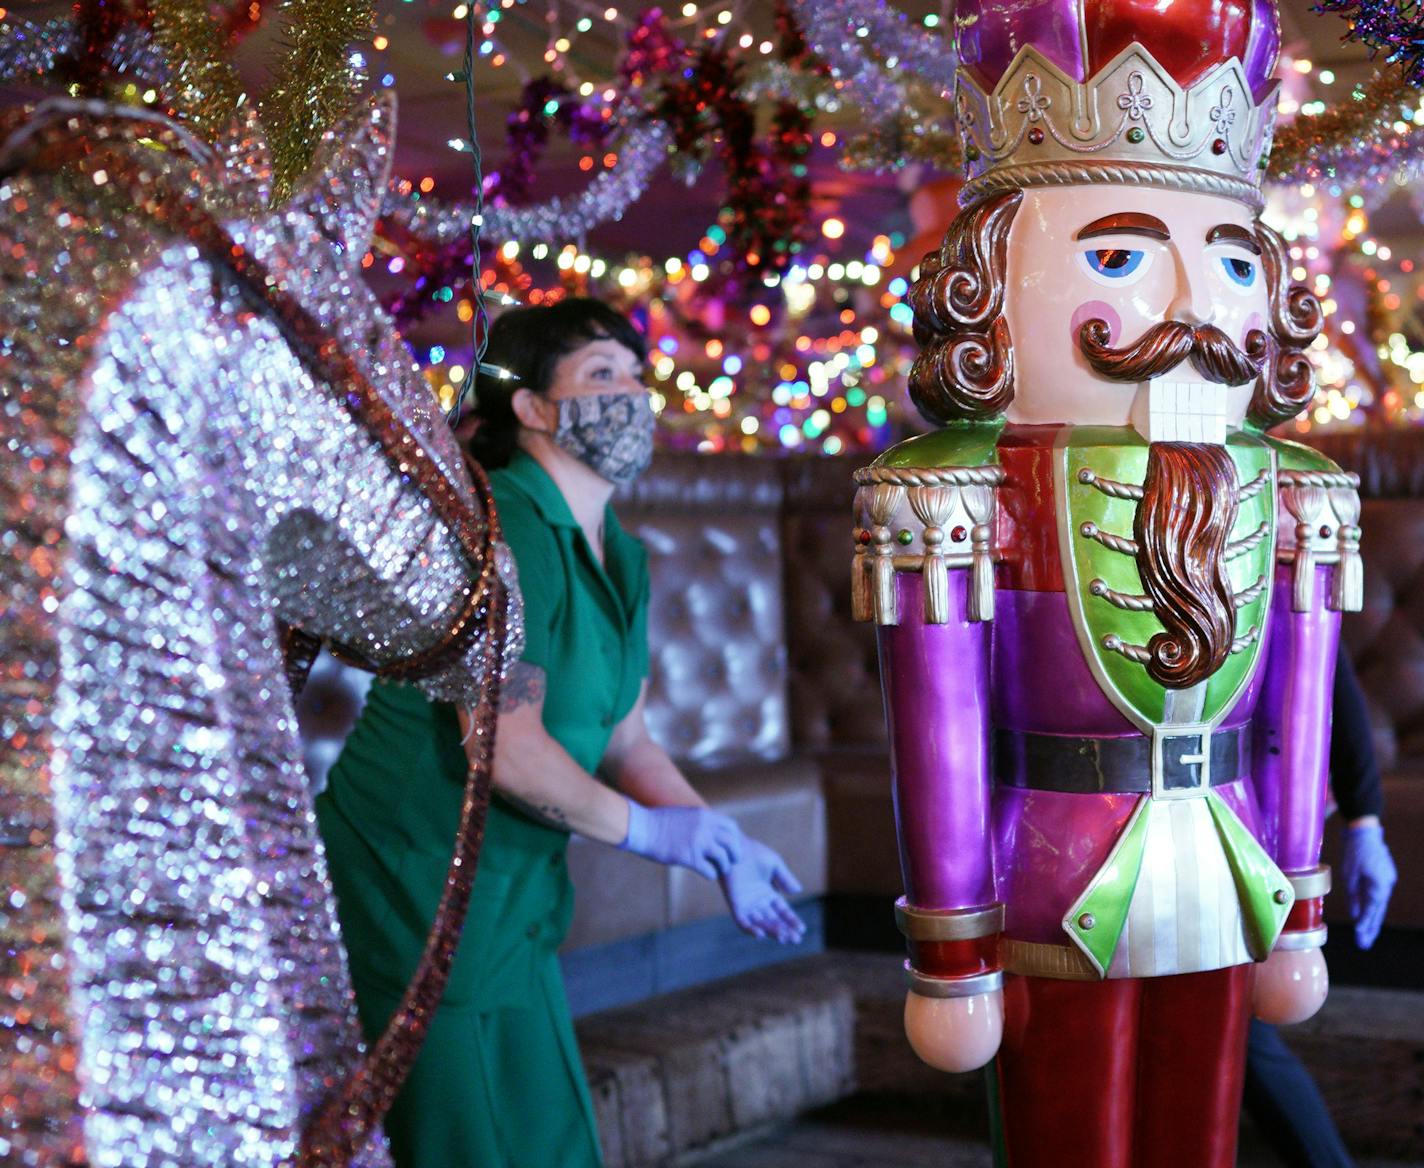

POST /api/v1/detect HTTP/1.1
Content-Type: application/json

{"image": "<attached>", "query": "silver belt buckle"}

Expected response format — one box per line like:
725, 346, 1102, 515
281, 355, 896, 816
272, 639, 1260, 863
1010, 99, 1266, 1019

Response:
1151, 723, 1212, 800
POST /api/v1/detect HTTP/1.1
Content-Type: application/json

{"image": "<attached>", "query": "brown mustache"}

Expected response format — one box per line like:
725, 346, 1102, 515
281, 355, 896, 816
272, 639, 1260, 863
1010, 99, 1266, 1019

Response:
1079, 319, 1269, 386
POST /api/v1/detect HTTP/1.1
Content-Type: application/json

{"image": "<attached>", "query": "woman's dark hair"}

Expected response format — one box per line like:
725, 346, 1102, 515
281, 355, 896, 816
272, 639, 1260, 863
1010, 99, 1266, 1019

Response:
464, 297, 647, 468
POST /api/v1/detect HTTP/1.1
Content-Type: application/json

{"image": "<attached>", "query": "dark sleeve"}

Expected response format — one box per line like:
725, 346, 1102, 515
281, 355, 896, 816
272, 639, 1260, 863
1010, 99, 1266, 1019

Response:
1329, 650, 1383, 821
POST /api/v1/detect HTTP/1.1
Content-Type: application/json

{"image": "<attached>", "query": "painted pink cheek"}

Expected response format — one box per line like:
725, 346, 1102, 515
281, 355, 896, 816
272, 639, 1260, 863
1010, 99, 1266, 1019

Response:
1244, 310, 1266, 343
1071, 300, 1121, 345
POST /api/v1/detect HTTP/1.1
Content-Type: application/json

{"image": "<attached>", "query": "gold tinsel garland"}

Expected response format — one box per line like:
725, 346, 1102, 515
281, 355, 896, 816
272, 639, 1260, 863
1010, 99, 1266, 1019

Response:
148, 0, 374, 203
256, 0, 376, 200
1267, 68, 1413, 181
841, 114, 962, 173
152, 0, 246, 143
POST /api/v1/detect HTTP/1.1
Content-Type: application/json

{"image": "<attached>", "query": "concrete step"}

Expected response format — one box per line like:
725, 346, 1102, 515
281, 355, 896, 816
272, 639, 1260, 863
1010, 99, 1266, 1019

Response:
575, 951, 1424, 1168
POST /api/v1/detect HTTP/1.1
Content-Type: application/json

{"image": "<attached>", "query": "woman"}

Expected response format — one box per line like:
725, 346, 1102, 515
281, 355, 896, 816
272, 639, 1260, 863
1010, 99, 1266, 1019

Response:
315, 298, 804, 1167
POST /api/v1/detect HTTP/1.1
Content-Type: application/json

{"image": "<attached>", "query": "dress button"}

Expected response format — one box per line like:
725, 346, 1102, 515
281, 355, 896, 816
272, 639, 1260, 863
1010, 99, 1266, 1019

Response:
526, 923, 540, 939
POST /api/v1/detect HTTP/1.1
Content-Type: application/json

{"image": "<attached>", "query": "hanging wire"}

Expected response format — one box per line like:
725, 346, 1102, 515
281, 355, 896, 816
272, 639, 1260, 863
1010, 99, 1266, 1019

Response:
447, 0, 521, 424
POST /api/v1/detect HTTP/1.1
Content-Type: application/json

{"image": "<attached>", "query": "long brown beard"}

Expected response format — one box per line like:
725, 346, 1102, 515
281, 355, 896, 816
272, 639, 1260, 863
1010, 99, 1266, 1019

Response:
1133, 443, 1240, 689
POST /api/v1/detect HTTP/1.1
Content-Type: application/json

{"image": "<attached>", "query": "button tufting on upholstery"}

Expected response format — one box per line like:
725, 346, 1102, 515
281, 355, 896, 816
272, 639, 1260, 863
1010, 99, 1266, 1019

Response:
619, 455, 793, 768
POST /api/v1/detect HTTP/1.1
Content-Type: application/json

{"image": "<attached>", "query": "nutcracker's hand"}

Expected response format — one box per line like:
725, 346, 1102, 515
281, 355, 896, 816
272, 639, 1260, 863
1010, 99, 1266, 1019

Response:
1252, 947, 1328, 1025
903, 987, 1003, 1073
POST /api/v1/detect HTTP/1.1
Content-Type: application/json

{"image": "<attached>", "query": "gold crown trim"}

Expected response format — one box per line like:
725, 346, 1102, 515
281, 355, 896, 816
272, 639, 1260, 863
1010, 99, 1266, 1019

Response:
956, 43, 1279, 207
963, 160, 1264, 211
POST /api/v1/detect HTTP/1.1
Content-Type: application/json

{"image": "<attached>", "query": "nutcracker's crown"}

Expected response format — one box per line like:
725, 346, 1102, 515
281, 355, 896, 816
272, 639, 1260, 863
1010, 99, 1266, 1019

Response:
954, 0, 1282, 209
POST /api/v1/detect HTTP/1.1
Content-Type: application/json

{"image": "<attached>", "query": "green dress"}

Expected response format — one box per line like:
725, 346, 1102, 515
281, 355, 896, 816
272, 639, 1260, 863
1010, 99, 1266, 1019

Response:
315, 449, 650, 1167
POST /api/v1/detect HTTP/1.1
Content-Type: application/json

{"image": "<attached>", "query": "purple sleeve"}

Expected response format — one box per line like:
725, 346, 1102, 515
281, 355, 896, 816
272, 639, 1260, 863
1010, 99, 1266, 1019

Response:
1250, 564, 1341, 875
875, 570, 996, 911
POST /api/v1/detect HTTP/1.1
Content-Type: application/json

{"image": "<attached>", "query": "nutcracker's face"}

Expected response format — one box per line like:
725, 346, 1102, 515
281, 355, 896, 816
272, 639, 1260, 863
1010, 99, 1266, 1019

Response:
1003, 186, 1271, 441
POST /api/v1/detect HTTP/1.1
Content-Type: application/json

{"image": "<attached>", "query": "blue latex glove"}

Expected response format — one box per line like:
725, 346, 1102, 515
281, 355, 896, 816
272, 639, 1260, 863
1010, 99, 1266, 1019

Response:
720, 836, 806, 945
619, 801, 742, 881
1341, 820, 1397, 950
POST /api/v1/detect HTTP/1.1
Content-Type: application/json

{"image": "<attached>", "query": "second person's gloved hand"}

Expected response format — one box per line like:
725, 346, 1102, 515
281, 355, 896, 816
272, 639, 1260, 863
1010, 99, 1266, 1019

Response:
619, 800, 742, 881
1342, 818, 1398, 949
720, 837, 806, 944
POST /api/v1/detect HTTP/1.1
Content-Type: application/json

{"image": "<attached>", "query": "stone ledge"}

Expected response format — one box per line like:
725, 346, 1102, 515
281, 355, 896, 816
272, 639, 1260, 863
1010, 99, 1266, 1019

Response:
578, 960, 857, 1168
576, 952, 1424, 1168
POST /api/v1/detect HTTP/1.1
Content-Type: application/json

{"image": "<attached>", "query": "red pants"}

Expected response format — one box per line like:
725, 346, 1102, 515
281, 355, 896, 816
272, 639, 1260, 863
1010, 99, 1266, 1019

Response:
996, 966, 1253, 1168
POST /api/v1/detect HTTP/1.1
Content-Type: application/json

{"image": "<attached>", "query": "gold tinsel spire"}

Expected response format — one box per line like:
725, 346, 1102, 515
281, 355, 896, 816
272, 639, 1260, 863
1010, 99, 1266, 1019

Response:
151, 0, 246, 143
147, 0, 374, 204
258, 0, 377, 201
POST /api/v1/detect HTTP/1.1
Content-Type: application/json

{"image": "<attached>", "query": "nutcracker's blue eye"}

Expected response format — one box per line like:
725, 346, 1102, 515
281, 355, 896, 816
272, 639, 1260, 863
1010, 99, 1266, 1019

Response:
1221, 256, 1257, 287
1083, 248, 1146, 278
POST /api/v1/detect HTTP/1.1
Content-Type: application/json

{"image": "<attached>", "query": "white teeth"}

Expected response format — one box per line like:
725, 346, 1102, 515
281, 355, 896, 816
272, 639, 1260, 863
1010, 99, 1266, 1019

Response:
1144, 379, 1226, 445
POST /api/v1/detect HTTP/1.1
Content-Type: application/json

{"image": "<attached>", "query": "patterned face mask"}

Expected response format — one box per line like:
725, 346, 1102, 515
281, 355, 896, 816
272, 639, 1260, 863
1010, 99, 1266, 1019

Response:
551, 391, 656, 485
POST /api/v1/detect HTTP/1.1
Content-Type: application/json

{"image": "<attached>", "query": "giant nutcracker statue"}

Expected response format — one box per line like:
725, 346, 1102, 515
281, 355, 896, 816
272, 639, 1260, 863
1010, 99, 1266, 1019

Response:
853, 2, 1362, 1165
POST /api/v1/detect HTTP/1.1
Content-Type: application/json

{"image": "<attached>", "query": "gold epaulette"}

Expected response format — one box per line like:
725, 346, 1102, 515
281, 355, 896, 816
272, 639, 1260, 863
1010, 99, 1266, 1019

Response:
850, 464, 1005, 626
1276, 467, 1363, 613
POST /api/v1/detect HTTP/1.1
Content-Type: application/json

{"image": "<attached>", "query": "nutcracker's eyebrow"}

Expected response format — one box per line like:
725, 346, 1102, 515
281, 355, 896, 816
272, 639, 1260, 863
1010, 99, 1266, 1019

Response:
1075, 212, 1171, 241
1206, 223, 1262, 254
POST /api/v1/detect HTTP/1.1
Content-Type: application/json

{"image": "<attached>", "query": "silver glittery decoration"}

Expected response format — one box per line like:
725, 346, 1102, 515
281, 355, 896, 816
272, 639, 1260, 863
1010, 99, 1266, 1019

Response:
383, 118, 671, 246
790, 0, 957, 109
0, 86, 521, 1167
0, 15, 169, 89
739, 58, 845, 113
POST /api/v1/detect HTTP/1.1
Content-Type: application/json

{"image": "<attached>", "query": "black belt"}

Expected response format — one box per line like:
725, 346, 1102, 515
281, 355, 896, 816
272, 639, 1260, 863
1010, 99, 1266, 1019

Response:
994, 726, 1245, 794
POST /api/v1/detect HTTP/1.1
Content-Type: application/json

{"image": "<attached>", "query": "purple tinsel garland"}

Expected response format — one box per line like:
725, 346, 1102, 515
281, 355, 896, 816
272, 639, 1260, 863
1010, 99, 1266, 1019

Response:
495, 76, 610, 205
1316, 1, 1424, 87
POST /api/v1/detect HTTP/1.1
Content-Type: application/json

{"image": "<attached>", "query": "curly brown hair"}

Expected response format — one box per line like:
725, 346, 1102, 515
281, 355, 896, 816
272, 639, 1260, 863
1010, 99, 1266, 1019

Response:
906, 189, 1021, 425
1248, 221, 1325, 429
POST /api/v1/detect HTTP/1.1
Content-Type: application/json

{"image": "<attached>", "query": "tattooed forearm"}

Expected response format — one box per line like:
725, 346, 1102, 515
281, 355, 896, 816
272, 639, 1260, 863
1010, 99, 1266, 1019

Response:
499, 661, 547, 713
497, 790, 572, 831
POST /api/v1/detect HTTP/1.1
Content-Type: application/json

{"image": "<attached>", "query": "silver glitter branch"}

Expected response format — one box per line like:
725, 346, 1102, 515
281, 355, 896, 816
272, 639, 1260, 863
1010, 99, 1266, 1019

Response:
0, 15, 171, 88
789, 0, 957, 111
0, 92, 521, 1167
384, 118, 671, 246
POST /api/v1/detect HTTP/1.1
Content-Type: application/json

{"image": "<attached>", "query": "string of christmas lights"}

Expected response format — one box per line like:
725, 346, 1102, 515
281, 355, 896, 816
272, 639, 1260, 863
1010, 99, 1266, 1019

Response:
6, 2, 1424, 447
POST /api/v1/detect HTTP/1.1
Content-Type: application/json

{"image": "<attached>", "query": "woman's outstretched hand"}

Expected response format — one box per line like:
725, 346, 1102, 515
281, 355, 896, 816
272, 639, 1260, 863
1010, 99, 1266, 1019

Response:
618, 801, 743, 881
720, 837, 806, 944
